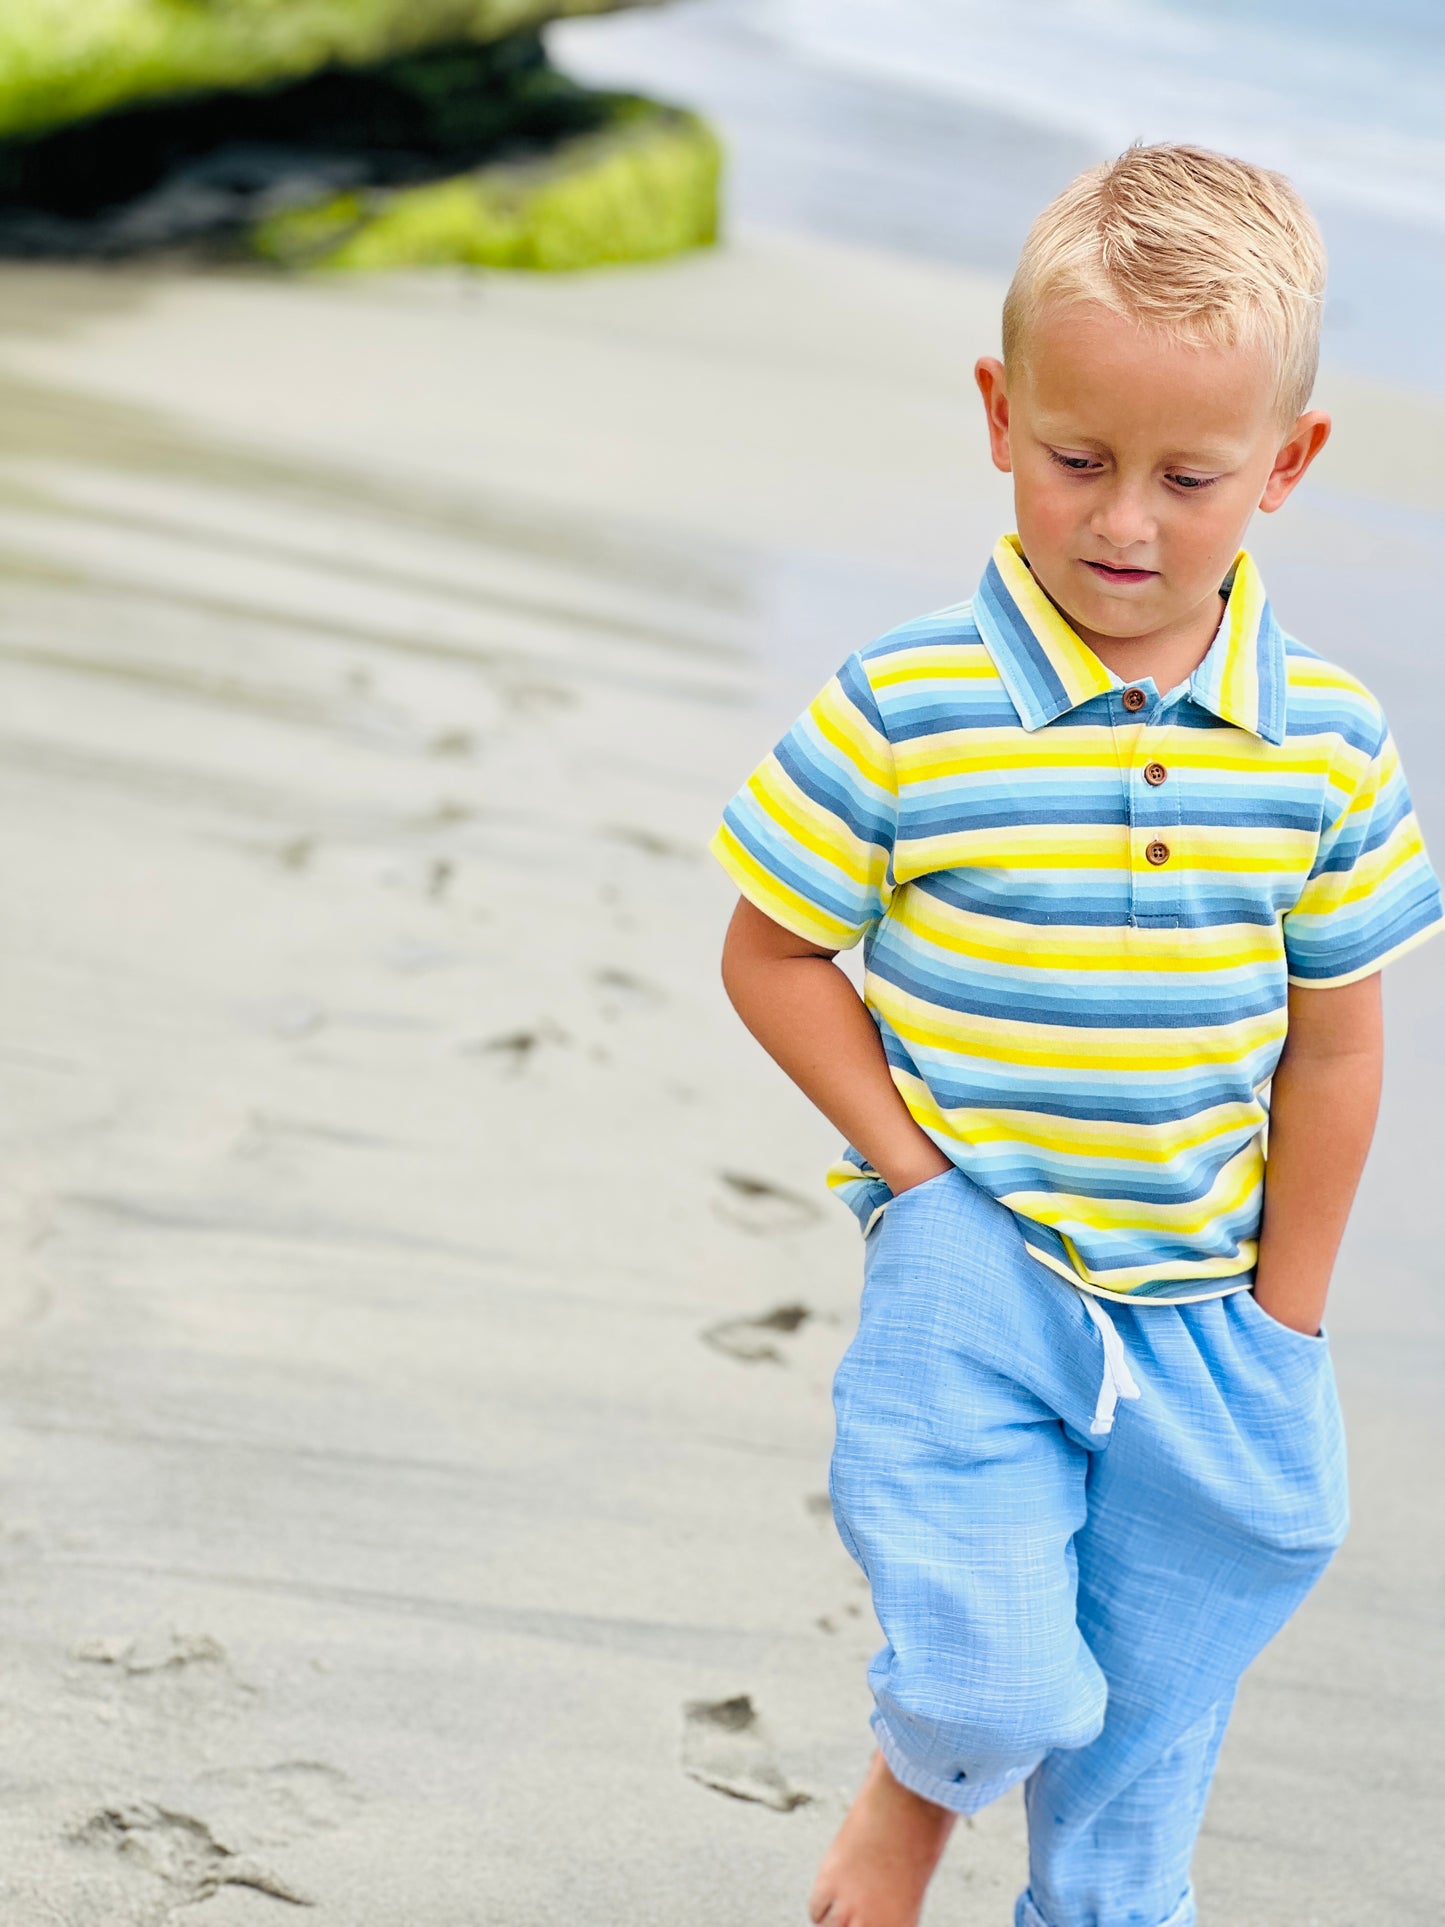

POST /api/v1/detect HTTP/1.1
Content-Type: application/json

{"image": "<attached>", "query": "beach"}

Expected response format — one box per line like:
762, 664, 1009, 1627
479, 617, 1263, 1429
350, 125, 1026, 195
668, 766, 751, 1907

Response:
0, 231, 1441, 1924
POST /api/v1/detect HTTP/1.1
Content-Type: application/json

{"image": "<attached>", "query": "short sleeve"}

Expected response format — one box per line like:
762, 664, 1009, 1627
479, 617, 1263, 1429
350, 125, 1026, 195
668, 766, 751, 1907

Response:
1283, 721, 1444, 986
709, 652, 898, 950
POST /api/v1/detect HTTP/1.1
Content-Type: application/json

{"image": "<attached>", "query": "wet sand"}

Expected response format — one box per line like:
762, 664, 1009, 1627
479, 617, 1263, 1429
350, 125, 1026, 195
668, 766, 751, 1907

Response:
0, 237, 1440, 1924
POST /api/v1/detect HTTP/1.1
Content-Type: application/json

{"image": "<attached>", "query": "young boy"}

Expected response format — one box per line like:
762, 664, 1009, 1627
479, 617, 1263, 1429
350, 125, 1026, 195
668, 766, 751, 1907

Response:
710, 145, 1442, 1927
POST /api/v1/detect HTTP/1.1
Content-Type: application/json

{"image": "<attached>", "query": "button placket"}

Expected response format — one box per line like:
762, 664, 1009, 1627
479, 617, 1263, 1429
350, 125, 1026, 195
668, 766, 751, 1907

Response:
1132, 697, 1182, 928
1114, 685, 1151, 929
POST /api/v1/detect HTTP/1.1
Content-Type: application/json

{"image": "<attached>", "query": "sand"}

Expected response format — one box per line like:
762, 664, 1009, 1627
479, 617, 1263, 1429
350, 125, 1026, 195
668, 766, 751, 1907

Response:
0, 234, 1440, 1925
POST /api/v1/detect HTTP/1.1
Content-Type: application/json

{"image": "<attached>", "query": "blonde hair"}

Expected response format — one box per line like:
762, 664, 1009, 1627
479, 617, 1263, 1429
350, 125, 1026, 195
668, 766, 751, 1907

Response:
1002, 143, 1327, 421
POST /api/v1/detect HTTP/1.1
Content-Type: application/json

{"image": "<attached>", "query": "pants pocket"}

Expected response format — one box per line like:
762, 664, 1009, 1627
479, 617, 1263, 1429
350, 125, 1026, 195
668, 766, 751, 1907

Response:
1234, 1284, 1329, 1351
1220, 1290, 1349, 1557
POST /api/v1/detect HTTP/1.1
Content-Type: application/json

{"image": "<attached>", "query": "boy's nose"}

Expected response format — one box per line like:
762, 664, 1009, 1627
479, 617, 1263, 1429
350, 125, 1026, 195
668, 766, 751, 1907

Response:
1090, 492, 1157, 550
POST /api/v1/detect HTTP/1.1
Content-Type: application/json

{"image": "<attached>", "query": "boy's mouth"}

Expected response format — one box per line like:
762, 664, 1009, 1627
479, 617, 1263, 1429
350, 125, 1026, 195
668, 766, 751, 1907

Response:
1083, 560, 1159, 585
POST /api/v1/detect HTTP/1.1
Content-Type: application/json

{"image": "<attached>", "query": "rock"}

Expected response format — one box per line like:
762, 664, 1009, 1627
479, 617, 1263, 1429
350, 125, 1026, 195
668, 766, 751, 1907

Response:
251, 97, 721, 272
0, 4, 719, 273
0, 36, 616, 256
0, 0, 661, 142
0, 28, 721, 272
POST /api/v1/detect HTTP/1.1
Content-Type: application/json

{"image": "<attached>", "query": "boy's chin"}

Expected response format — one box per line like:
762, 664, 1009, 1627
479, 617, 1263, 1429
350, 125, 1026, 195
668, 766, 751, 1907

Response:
1051, 580, 1170, 641
1029, 556, 1155, 626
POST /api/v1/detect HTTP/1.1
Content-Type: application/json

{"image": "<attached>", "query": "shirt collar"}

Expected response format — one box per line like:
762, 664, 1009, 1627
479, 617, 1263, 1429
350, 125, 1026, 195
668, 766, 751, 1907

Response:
972, 533, 1287, 745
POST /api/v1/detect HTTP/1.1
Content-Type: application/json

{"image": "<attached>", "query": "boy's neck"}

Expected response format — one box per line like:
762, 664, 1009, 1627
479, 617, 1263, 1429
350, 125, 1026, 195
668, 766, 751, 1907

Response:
1062, 586, 1229, 696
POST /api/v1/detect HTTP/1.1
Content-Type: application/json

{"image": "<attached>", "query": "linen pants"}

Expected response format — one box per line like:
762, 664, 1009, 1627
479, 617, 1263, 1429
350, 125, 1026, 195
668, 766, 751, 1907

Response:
829, 1166, 1349, 1927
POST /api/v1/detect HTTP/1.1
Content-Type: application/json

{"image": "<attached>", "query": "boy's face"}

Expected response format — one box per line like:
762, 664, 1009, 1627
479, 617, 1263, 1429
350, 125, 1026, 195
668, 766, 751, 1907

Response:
975, 302, 1330, 662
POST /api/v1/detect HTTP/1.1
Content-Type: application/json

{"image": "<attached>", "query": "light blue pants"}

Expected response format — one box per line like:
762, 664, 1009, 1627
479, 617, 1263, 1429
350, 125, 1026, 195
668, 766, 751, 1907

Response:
829, 1167, 1349, 1927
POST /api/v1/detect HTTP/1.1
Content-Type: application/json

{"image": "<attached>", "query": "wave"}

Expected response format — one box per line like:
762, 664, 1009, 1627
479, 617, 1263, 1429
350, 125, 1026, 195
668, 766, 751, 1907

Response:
767, 0, 1445, 235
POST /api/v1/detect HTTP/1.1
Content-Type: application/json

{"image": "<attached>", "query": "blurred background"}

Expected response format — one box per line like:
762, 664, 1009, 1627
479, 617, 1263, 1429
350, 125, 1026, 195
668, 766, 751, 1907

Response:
0, 3, 1440, 1923
561, 0, 1445, 390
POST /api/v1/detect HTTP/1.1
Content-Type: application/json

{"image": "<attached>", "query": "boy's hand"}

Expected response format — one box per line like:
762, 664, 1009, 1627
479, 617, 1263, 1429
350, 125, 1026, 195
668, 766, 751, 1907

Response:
884, 1144, 956, 1197
720, 896, 952, 1197
1252, 973, 1384, 1336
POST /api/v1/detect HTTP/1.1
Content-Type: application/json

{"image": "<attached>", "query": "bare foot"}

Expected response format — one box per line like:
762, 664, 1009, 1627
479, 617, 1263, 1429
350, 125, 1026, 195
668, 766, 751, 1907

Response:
809, 1751, 957, 1926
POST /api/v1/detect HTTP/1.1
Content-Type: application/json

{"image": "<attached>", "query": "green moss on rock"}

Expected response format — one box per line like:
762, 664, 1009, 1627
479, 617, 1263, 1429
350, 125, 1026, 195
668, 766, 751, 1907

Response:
0, 0, 658, 142
251, 100, 721, 272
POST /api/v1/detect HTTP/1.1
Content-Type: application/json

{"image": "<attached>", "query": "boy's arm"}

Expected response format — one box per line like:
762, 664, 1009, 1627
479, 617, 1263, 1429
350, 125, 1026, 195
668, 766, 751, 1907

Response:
720, 896, 953, 1197
1253, 973, 1384, 1336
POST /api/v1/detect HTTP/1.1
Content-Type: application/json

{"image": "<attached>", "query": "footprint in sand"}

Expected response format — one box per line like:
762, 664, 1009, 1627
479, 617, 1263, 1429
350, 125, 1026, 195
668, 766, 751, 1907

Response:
814, 1601, 866, 1636
703, 1302, 813, 1365
69, 1802, 312, 1907
604, 823, 700, 862
194, 1759, 362, 1849
593, 966, 666, 1018
276, 835, 314, 871
461, 1021, 570, 1073
713, 1171, 821, 1236
406, 797, 475, 830
428, 728, 475, 759
377, 852, 459, 901
70, 1630, 257, 1714
682, 1697, 810, 1812
73, 1632, 228, 1677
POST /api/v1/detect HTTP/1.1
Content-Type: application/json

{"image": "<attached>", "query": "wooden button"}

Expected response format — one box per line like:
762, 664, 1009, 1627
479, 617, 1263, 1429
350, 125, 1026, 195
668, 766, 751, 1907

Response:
1144, 761, 1168, 786
1145, 840, 1170, 866
1122, 687, 1147, 712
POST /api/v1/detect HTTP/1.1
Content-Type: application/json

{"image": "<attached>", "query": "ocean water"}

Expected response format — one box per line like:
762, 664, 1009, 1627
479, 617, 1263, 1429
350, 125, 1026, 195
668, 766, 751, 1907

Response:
768, 0, 1445, 237
553, 0, 1445, 393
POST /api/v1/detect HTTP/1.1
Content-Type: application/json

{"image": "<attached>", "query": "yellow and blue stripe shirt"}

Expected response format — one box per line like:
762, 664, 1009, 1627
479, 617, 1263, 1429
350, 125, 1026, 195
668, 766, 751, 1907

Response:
710, 534, 1443, 1301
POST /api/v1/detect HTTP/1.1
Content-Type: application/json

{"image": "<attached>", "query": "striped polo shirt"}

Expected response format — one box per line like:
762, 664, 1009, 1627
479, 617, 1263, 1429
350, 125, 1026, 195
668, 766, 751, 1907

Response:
710, 533, 1443, 1302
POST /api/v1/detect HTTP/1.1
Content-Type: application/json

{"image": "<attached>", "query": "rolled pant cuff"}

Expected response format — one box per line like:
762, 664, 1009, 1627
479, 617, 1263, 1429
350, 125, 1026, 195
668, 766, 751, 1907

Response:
871, 1711, 1039, 1817
1015, 1884, 1196, 1927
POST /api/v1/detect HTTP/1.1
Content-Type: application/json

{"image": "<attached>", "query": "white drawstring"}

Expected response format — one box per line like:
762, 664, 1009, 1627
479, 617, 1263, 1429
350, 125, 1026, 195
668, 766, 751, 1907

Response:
1078, 1291, 1142, 1435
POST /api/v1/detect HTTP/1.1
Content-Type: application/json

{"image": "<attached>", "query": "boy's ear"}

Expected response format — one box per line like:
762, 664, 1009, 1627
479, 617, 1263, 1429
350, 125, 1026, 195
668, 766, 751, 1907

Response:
975, 357, 1013, 473
1258, 409, 1331, 512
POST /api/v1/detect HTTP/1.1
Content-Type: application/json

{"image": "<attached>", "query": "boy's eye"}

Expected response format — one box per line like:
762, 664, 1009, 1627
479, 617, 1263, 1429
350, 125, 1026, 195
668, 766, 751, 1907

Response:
1047, 449, 1101, 473
1166, 472, 1218, 491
